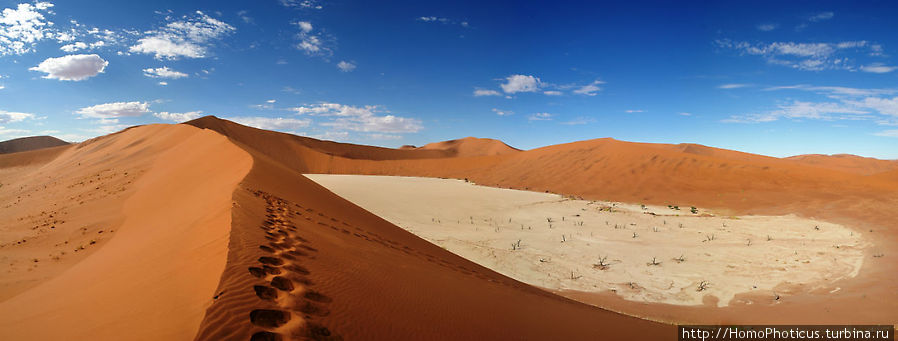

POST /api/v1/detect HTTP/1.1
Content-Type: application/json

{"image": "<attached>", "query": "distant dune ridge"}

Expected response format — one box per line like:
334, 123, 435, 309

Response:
0, 115, 894, 340
0, 136, 69, 154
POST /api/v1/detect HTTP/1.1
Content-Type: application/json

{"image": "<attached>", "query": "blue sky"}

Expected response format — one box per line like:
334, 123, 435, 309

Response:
1, 1, 897, 158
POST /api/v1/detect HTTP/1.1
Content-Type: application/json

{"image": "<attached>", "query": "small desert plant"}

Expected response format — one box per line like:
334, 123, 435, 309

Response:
746, 239, 752, 246
674, 205, 680, 210
767, 235, 773, 241
652, 227, 659, 232
673, 254, 686, 263
697, 281, 710, 291
594, 256, 611, 270
632, 232, 638, 238
647, 257, 661, 266
703, 234, 715, 242
570, 271, 582, 280
511, 239, 522, 250
690, 206, 698, 214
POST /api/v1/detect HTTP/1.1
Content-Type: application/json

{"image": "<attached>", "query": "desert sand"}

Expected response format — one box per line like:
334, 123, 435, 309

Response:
306, 174, 868, 308
0, 116, 895, 339
0, 124, 252, 340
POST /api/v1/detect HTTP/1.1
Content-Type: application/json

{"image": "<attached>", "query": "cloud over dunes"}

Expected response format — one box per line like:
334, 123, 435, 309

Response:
129, 11, 235, 59
77, 101, 151, 118
30, 54, 108, 81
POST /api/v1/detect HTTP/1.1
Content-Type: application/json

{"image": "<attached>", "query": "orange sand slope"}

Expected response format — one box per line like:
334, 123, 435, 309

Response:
0, 124, 252, 340
187, 116, 897, 326
2, 116, 895, 340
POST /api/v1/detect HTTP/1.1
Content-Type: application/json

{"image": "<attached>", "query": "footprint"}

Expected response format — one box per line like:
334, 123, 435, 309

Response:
303, 290, 332, 303
271, 276, 294, 291
262, 265, 282, 275
249, 309, 290, 328
248, 267, 266, 278
259, 245, 275, 253
298, 301, 329, 317
258, 256, 284, 266
254, 285, 279, 301
284, 264, 310, 275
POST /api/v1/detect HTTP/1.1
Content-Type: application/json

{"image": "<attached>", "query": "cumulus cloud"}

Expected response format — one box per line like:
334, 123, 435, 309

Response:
76, 101, 151, 118
226, 116, 311, 132
715, 39, 882, 71
30, 54, 108, 81
142, 66, 188, 78
337, 61, 356, 72
129, 11, 235, 60
154, 111, 202, 122
501, 74, 541, 94
528, 112, 553, 121
294, 21, 331, 57
0, 110, 34, 123
291, 102, 422, 133
0, 2, 55, 56
724, 100, 869, 123
473, 89, 501, 97
491, 108, 513, 116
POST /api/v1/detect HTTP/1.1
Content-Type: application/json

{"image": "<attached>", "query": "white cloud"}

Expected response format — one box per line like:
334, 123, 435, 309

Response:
724, 100, 868, 123
763, 84, 898, 97
158, 81, 168, 86
0, 126, 30, 137
76, 101, 151, 118
60, 41, 87, 52
501, 74, 541, 94
237, 10, 253, 24
808, 12, 834, 22
874, 129, 898, 138
143, 66, 188, 79
573, 80, 604, 96
860, 63, 897, 74
491, 108, 513, 116
416, 16, 469, 28
561, 117, 595, 125
718, 83, 749, 89
679, 112, 693, 116
0, 2, 55, 56
757, 24, 777, 31
716, 39, 881, 71
291, 103, 422, 133
154, 111, 202, 122
30, 54, 108, 81
473, 89, 501, 97
294, 20, 331, 57
337, 60, 356, 72
366, 133, 402, 140
625, 109, 644, 113
0, 110, 34, 123
543, 90, 562, 96
129, 11, 235, 60
280, 0, 322, 9
528, 112, 553, 121
226, 116, 311, 132
266, 99, 276, 103
850, 97, 898, 117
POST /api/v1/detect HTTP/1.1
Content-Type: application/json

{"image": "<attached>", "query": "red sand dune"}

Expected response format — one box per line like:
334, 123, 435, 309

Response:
187, 116, 898, 327
0, 136, 69, 154
2, 116, 895, 340
785, 153, 898, 176
416, 136, 521, 157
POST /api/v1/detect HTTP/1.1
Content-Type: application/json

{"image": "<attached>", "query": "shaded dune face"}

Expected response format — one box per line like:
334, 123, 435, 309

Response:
0, 124, 252, 340
0, 136, 70, 155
